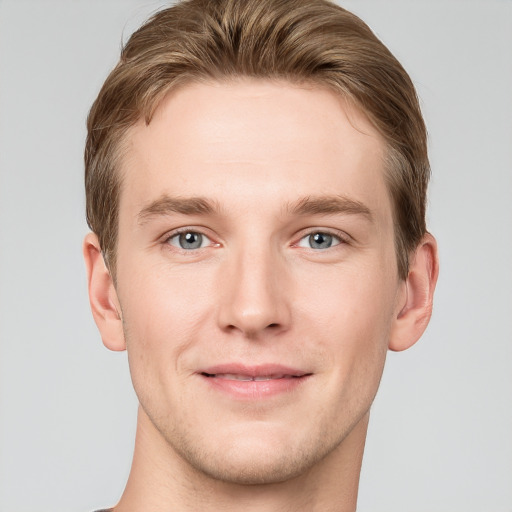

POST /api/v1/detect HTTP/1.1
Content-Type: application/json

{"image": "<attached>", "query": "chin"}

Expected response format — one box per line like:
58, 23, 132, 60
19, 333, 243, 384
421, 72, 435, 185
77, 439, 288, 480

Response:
168, 423, 341, 486
186, 445, 318, 485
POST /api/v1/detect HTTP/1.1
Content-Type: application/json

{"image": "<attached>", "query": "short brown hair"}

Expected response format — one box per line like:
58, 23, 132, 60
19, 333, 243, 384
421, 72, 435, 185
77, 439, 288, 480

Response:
85, 0, 429, 279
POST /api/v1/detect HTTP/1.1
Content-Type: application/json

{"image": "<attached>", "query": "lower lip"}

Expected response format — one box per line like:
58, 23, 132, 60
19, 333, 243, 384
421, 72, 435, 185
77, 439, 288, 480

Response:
200, 374, 310, 399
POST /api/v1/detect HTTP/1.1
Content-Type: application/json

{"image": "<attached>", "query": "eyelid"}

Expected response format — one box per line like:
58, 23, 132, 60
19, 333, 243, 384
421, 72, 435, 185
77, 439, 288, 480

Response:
293, 228, 350, 249
162, 227, 220, 249
159, 226, 350, 251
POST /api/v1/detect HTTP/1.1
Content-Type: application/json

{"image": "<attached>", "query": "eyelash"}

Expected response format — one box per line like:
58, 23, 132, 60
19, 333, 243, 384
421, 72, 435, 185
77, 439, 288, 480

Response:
294, 229, 349, 250
164, 227, 217, 252
162, 227, 349, 252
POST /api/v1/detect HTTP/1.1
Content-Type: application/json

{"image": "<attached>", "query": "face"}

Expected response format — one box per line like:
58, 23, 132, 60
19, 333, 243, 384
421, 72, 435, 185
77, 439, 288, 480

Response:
113, 79, 405, 484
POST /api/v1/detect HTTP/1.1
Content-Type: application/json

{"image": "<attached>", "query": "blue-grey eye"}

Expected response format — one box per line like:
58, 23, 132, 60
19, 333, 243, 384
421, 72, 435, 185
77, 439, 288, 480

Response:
297, 232, 341, 250
169, 231, 209, 250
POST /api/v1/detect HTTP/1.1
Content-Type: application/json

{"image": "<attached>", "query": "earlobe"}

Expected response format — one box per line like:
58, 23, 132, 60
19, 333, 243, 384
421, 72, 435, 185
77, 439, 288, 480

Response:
83, 232, 126, 351
389, 233, 439, 352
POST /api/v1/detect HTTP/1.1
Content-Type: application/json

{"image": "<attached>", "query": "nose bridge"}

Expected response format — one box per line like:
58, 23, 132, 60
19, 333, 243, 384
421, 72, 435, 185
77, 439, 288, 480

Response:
217, 238, 290, 336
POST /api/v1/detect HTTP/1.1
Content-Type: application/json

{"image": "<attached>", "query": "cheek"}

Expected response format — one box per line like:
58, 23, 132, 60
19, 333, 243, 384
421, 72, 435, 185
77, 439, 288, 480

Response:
294, 258, 398, 336
117, 260, 216, 370
293, 262, 396, 384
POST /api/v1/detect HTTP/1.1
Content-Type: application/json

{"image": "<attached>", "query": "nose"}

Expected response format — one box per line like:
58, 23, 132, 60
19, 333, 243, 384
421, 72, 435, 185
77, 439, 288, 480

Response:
216, 244, 291, 338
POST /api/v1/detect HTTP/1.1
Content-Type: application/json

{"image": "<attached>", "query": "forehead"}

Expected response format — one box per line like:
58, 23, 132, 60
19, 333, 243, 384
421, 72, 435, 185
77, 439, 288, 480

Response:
120, 79, 390, 219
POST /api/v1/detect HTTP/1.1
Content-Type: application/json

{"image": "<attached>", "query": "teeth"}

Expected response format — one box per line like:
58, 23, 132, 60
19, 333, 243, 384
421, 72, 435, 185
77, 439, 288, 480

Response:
212, 373, 291, 381
221, 374, 253, 381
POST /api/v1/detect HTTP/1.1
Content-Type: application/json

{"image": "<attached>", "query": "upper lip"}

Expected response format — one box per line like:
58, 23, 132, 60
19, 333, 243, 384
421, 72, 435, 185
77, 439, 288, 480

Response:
199, 363, 310, 378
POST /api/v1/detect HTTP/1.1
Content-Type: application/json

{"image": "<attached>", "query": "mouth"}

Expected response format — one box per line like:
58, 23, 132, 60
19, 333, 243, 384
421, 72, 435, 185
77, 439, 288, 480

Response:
201, 372, 304, 381
198, 365, 311, 399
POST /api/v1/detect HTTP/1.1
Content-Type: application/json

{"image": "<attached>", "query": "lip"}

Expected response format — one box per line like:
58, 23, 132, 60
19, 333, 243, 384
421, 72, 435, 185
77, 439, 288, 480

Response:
197, 363, 312, 400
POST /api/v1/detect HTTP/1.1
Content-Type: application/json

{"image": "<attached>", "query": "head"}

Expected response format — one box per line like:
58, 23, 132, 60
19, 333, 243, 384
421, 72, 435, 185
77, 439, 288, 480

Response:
85, 0, 429, 281
84, 0, 438, 489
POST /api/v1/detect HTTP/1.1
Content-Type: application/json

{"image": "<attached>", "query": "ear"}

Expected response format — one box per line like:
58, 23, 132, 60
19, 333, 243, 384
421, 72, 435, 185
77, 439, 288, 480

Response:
83, 232, 126, 351
389, 233, 439, 352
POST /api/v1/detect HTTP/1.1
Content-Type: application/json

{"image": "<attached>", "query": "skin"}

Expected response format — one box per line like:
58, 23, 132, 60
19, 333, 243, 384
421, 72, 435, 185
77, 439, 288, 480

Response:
84, 79, 438, 512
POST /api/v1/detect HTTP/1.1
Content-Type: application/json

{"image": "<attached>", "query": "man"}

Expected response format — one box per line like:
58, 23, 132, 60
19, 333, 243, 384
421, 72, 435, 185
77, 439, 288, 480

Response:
83, 0, 438, 510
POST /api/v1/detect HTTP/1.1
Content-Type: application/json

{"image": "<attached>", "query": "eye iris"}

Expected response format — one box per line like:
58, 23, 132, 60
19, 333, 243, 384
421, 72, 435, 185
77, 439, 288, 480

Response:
309, 232, 332, 249
179, 232, 202, 249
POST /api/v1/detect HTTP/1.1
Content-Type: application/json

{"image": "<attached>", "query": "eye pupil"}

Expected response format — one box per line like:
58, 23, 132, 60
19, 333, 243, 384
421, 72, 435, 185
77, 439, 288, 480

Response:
179, 232, 203, 249
309, 232, 332, 249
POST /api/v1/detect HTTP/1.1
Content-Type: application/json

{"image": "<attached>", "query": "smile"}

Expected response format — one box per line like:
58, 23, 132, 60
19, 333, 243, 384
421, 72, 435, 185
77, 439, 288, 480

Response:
198, 365, 311, 399
202, 373, 301, 381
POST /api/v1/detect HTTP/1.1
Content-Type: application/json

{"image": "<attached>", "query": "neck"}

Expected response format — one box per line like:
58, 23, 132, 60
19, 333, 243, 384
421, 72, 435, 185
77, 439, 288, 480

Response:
113, 406, 368, 512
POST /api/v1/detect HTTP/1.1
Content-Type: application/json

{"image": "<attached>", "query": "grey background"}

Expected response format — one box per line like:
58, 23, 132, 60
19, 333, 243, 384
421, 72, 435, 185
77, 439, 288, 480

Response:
0, 1, 511, 511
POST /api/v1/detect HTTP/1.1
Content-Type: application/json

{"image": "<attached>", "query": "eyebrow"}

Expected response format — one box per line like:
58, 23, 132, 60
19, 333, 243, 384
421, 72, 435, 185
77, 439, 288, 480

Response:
288, 195, 373, 220
137, 194, 373, 224
137, 196, 219, 224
